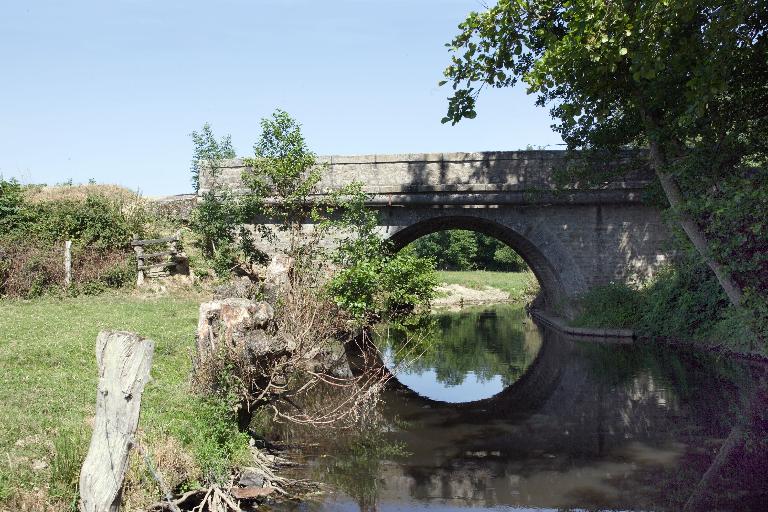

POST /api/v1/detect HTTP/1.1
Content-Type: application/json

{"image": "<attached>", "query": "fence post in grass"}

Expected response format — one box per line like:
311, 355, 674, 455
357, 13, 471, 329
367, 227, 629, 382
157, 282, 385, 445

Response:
79, 330, 154, 512
64, 240, 72, 288
132, 235, 144, 287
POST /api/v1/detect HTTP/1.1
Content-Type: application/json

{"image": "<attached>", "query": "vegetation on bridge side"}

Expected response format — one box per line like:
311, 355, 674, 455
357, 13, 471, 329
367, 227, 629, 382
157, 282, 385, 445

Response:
188, 110, 438, 322
571, 252, 760, 355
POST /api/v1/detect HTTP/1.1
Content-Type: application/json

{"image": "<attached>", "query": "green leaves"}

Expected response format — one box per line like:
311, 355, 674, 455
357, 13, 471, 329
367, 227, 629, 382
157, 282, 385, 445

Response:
190, 123, 236, 193
327, 246, 438, 321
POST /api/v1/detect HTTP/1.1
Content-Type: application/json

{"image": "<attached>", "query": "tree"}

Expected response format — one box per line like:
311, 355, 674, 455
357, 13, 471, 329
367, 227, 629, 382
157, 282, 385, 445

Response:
188, 110, 437, 319
189, 124, 253, 275
241, 110, 324, 258
409, 230, 529, 271
190, 123, 236, 193
440, 1, 767, 320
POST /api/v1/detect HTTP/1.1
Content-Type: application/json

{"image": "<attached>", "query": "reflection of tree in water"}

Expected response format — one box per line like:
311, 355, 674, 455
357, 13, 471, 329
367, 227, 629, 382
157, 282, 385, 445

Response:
375, 304, 541, 388
314, 424, 408, 512
576, 338, 768, 509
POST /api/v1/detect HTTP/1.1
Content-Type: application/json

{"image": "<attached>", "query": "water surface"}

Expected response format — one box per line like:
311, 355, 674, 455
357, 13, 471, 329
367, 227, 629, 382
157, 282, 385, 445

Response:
278, 304, 768, 511
376, 304, 541, 402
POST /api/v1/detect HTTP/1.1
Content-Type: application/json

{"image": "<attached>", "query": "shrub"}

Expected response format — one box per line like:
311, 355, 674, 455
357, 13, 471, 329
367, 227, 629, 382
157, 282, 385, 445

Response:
327, 246, 437, 321
0, 242, 134, 298
636, 261, 730, 341
0, 180, 156, 298
571, 282, 644, 329
572, 255, 761, 353
0, 243, 63, 298
23, 194, 146, 249
0, 179, 25, 232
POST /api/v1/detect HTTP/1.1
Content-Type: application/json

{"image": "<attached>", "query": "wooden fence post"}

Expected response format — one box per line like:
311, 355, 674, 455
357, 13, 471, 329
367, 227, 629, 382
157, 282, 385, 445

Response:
64, 240, 72, 288
132, 235, 144, 287
79, 331, 155, 512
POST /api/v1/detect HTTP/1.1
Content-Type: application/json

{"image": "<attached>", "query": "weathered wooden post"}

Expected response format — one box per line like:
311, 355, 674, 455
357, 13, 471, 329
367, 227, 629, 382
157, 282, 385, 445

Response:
132, 235, 145, 287
79, 331, 154, 512
64, 240, 72, 288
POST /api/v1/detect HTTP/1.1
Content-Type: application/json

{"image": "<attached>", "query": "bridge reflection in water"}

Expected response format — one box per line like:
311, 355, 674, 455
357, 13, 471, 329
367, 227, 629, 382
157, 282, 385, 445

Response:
280, 304, 768, 512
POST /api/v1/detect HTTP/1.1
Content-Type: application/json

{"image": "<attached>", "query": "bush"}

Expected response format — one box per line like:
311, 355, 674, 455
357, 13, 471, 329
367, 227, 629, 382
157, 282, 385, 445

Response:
0, 180, 157, 298
635, 261, 730, 341
327, 246, 438, 321
0, 179, 25, 232
0, 243, 63, 298
1, 181, 149, 248
24, 194, 147, 249
572, 256, 761, 353
0, 242, 134, 298
571, 282, 644, 329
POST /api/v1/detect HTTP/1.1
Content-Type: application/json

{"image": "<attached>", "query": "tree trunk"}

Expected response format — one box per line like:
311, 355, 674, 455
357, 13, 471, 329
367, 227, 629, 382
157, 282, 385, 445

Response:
640, 110, 744, 308
682, 425, 744, 512
79, 331, 155, 512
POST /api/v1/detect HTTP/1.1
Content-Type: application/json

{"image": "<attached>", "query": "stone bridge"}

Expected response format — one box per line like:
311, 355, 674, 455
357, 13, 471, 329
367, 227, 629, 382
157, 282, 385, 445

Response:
200, 151, 671, 314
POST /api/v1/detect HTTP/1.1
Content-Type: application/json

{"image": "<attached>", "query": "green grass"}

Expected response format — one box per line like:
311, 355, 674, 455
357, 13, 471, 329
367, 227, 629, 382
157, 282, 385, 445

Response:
436, 270, 538, 298
0, 292, 249, 505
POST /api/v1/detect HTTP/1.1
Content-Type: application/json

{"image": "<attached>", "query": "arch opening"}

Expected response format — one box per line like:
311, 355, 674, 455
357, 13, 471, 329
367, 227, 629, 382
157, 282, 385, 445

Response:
367, 216, 570, 403
386, 215, 570, 310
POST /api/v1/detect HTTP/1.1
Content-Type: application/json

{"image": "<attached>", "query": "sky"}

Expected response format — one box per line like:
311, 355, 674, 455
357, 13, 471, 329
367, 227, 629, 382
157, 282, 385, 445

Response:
0, 0, 563, 196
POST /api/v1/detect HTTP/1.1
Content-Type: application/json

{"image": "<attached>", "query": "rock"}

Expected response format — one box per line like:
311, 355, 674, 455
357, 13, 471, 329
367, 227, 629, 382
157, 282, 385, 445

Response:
195, 298, 291, 366
196, 299, 274, 350
31, 459, 47, 471
213, 277, 261, 300
263, 254, 294, 300
244, 330, 285, 359
231, 486, 275, 499
238, 470, 265, 488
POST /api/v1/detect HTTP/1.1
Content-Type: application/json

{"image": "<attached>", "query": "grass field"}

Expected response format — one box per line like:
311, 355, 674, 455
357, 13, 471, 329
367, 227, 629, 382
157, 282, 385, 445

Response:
0, 293, 249, 509
436, 270, 538, 299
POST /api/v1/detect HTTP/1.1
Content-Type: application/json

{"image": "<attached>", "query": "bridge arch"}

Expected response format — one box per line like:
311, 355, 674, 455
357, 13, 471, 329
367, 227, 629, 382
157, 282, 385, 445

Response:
384, 214, 588, 311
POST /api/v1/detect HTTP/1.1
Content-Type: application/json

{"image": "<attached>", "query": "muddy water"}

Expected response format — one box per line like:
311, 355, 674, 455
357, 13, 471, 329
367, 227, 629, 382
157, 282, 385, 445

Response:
277, 304, 768, 511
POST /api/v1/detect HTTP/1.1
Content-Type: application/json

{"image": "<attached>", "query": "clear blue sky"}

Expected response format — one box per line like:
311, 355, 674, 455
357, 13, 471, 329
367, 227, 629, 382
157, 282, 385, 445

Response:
0, 1, 562, 196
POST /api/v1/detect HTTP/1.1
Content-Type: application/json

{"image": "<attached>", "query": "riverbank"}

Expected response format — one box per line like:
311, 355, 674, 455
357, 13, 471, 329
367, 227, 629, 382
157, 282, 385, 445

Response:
432, 270, 538, 309
567, 264, 764, 358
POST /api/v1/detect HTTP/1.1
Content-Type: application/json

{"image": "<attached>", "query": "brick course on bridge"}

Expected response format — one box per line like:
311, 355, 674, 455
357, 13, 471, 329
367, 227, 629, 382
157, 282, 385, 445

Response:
200, 151, 671, 315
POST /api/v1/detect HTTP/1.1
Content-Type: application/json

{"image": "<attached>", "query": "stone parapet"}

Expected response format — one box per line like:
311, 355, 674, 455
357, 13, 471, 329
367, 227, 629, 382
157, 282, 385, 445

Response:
198, 150, 653, 201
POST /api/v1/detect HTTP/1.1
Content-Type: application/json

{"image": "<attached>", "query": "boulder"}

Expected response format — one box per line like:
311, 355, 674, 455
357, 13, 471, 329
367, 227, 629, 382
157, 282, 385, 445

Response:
195, 298, 276, 362
213, 276, 262, 300
263, 254, 294, 300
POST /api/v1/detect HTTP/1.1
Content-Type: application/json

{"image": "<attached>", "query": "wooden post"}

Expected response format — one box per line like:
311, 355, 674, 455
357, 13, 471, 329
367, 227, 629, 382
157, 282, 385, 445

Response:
64, 240, 72, 288
132, 235, 144, 287
166, 231, 179, 274
79, 331, 155, 512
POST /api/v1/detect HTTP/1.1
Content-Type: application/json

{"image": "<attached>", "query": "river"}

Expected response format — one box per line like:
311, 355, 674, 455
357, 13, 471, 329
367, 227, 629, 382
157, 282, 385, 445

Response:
274, 303, 768, 511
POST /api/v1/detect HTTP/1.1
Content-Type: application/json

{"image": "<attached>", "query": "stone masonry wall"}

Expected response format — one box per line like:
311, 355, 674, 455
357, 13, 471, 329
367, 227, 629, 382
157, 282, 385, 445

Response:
199, 151, 670, 314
